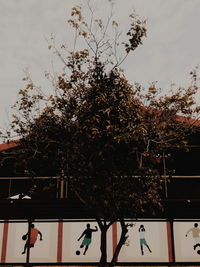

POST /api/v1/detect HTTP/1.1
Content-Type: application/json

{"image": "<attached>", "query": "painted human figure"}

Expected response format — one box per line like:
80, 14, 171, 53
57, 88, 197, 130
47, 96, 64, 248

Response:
22, 224, 43, 254
138, 224, 152, 255
185, 223, 200, 250
77, 223, 98, 255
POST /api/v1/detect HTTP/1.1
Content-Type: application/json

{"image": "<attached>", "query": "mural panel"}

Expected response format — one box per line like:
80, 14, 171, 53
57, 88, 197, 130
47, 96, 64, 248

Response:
174, 221, 200, 262
62, 221, 113, 262
6, 222, 57, 263
117, 221, 169, 262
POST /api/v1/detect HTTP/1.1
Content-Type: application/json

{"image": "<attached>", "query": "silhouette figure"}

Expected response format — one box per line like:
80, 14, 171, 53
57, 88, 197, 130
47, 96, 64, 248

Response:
186, 223, 200, 250
138, 225, 152, 256
77, 224, 98, 255
22, 224, 43, 254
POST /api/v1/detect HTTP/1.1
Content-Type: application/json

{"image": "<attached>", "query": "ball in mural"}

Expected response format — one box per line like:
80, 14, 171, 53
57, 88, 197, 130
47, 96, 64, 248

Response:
76, 250, 80, 255
22, 234, 27, 240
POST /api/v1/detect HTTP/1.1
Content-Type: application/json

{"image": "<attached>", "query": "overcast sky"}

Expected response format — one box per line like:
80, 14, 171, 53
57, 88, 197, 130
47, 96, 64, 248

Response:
0, 0, 200, 128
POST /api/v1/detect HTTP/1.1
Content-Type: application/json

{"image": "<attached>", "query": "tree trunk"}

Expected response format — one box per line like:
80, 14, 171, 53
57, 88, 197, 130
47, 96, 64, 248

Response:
99, 226, 107, 267
96, 219, 129, 267
96, 218, 113, 267
110, 218, 128, 267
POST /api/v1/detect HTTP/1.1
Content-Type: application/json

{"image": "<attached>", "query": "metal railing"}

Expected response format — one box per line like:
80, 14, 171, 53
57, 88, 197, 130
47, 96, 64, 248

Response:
0, 176, 68, 199
1, 175, 200, 200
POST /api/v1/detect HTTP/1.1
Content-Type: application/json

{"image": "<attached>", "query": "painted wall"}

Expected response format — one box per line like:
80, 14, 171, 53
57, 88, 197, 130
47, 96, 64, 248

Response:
1, 220, 200, 264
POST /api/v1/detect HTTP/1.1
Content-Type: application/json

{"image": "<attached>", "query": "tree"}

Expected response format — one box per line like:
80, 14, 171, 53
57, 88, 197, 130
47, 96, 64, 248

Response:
2, 1, 200, 266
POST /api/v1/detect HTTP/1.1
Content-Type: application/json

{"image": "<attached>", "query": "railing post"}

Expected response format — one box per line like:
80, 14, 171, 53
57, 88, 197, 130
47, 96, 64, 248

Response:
60, 179, 65, 199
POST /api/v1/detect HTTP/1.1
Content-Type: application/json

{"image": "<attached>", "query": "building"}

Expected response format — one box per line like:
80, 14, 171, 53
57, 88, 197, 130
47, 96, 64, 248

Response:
1, 137, 200, 266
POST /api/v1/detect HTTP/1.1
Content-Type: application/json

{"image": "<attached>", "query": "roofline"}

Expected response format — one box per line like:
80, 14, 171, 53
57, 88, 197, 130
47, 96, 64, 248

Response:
0, 142, 18, 152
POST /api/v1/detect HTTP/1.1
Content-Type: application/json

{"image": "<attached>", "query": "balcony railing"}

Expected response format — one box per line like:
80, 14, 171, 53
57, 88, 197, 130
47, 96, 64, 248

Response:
0, 176, 67, 200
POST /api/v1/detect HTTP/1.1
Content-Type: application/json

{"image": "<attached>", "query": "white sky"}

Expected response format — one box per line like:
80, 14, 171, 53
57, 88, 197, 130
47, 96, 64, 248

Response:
0, 0, 200, 128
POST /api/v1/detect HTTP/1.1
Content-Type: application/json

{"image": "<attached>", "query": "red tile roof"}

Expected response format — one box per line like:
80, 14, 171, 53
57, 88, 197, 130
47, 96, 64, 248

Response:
142, 106, 200, 126
175, 115, 200, 126
0, 142, 18, 152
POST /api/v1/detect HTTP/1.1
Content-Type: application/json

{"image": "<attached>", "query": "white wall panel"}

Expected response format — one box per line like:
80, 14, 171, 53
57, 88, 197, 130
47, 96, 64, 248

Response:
6, 222, 57, 263
174, 221, 200, 262
118, 221, 169, 262
62, 221, 112, 262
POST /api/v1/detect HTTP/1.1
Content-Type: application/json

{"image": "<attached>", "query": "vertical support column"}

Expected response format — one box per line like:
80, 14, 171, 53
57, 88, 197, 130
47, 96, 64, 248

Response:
112, 222, 117, 257
57, 220, 63, 263
167, 220, 175, 263
1, 220, 9, 263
